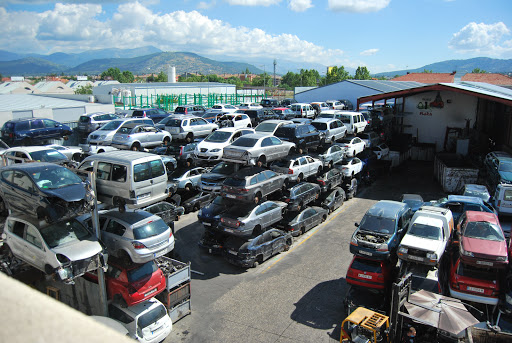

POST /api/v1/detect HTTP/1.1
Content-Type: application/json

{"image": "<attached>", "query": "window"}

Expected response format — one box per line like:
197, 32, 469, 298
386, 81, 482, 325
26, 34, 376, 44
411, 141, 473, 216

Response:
25, 225, 43, 249
43, 119, 57, 128
149, 160, 165, 178
15, 121, 30, 131
263, 170, 276, 179
261, 137, 272, 147
250, 176, 258, 185
10, 220, 26, 237
134, 162, 150, 182
108, 305, 134, 324
12, 171, 33, 192
31, 119, 44, 129
105, 220, 126, 236
269, 137, 281, 145
111, 164, 127, 182
299, 157, 307, 165
1, 170, 13, 183
256, 172, 267, 183
97, 162, 112, 181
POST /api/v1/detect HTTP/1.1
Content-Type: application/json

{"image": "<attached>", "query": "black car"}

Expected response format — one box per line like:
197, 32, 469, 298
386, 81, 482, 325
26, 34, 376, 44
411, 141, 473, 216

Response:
200, 161, 240, 193
223, 229, 292, 268
260, 99, 279, 108
274, 124, 322, 154
342, 178, 358, 199
182, 191, 215, 213
283, 182, 321, 212
1, 117, 72, 145
277, 206, 328, 237
198, 228, 230, 254
259, 109, 280, 121
150, 142, 199, 167
280, 98, 297, 107
238, 109, 265, 127
338, 99, 354, 111
197, 195, 231, 229
316, 187, 345, 214
316, 168, 342, 193
131, 108, 170, 123
0, 162, 93, 222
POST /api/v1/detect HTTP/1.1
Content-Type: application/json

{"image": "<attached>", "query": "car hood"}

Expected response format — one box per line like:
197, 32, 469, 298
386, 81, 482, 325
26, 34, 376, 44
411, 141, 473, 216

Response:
498, 171, 512, 182
400, 234, 443, 252
197, 141, 228, 150
200, 204, 228, 218
462, 236, 508, 257
42, 183, 87, 202
201, 173, 228, 182
52, 239, 103, 261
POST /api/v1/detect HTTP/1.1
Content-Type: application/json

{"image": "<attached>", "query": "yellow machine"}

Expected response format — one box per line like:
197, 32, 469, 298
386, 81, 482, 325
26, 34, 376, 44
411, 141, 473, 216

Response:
340, 307, 390, 343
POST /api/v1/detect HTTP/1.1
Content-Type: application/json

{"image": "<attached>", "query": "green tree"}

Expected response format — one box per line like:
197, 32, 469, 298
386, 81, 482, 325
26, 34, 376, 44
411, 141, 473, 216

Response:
423, 69, 433, 73
100, 68, 134, 83
325, 66, 349, 85
354, 66, 371, 80
472, 68, 487, 73
74, 84, 93, 94
120, 70, 134, 83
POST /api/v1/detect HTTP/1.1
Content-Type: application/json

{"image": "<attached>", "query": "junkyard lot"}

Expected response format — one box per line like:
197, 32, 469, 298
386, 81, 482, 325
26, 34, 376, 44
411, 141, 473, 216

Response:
166, 161, 447, 342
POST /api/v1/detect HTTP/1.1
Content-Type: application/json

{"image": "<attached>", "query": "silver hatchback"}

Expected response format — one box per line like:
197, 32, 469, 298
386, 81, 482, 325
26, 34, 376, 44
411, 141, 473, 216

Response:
91, 210, 174, 264
111, 123, 172, 151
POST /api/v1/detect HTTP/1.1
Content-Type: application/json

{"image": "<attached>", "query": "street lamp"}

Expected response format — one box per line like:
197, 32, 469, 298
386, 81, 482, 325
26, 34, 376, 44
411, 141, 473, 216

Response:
260, 65, 266, 98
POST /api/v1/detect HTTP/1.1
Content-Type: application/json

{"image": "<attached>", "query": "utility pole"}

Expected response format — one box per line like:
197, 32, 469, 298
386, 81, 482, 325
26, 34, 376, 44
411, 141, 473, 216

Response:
273, 59, 276, 87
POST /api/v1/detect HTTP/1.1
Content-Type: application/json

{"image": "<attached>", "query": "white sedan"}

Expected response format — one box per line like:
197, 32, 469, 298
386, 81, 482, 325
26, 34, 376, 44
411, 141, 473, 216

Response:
338, 137, 366, 157
195, 127, 255, 161
372, 143, 390, 159
217, 114, 253, 128
338, 157, 364, 178
207, 104, 238, 114
47, 144, 83, 161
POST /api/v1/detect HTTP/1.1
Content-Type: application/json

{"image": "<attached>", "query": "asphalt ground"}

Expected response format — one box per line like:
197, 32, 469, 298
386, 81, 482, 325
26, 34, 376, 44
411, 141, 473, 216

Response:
165, 160, 447, 343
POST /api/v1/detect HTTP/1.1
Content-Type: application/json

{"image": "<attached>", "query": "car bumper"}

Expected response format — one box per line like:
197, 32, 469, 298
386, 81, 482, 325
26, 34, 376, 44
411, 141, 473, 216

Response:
224, 252, 254, 267
111, 143, 130, 150
200, 184, 222, 193
221, 157, 256, 165
449, 287, 499, 306
125, 193, 170, 208
397, 253, 438, 266
220, 191, 254, 202
350, 245, 390, 260
129, 242, 174, 264
218, 225, 252, 237
195, 152, 222, 161
460, 256, 508, 269
346, 276, 386, 290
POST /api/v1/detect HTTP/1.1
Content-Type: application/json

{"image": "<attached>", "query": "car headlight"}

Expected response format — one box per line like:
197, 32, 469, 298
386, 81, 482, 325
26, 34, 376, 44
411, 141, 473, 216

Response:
426, 252, 438, 260
398, 246, 408, 254
460, 247, 474, 257
377, 243, 388, 252
350, 235, 358, 245
496, 256, 507, 261
211, 149, 221, 153
99, 135, 106, 140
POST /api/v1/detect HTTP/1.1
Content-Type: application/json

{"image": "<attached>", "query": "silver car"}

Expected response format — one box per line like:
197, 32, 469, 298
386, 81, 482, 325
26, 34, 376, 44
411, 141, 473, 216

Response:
168, 166, 208, 191
218, 200, 287, 237
86, 118, 154, 146
164, 115, 218, 143
111, 123, 171, 151
93, 209, 175, 264
1, 215, 108, 284
316, 144, 345, 169
222, 133, 295, 167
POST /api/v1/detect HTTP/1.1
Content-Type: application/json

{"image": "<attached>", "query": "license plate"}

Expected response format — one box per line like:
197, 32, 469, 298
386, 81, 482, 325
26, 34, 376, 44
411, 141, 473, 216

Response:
224, 228, 234, 233
502, 203, 512, 208
408, 255, 424, 261
467, 286, 484, 293
202, 185, 212, 190
226, 194, 236, 199
359, 250, 372, 256
203, 222, 211, 226
476, 260, 493, 266
153, 249, 166, 258
228, 250, 237, 255
145, 288, 157, 297
358, 273, 372, 279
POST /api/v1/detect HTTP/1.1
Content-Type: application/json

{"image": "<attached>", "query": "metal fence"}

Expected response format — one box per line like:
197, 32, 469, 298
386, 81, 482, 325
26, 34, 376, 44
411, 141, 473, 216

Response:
114, 93, 266, 111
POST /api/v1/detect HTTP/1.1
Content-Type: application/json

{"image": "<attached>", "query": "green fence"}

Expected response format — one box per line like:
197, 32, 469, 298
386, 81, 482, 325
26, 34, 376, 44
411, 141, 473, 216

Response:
114, 93, 265, 111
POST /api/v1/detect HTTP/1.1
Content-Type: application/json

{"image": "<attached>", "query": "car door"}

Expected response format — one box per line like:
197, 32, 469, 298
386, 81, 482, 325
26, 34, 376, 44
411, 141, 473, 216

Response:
102, 217, 127, 253
262, 170, 278, 193
267, 202, 282, 224
30, 119, 45, 140
10, 169, 36, 213
270, 230, 285, 253
21, 222, 47, 270
260, 137, 274, 160
254, 203, 269, 228
43, 119, 60, 139
194, 118, 210, 136
6, 219, 42, 270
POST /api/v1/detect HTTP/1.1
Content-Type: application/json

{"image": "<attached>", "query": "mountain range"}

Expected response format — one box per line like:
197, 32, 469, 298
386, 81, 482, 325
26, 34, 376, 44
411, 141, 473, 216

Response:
0, 46, 510, 78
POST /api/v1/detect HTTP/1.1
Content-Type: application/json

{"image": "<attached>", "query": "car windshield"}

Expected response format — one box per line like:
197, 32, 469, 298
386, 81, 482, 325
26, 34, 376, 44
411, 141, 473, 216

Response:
32, 165, 83, 189
499, 162, 512, 172
318, 114, 333, 119
351, 258, 382, 273
231, 137, 258, 147
205, 131, 231, 143
29, 149, 67, 162
212, 196, 227, 206
463, 221, 505, 241
224, 206, 250, 217
463, 189, 490, 202
137, 304, 168, 330
223, 177, 246, 187
311, 122, 327, 130
408, 223, 442, 240
133, 219, 168, 240
99, 120, 123, 131
127, 261, 158, 282
79, 116, 90, 123
359, 214, 396, 234
274, 127, 294, 137
40, 219, 92, 248
255, 123, 277, 132
210, 162, 235, 175
157, 117, 173, 125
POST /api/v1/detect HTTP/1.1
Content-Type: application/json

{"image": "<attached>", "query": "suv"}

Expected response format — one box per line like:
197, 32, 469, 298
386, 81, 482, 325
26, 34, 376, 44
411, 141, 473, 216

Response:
131, 108, 170, 123
274, 123, 323, 153
260, 99, 279, 108
1, 117, 72, 145
173, 105, 207, 116
484, 151, 512, 189
311, 118, 346, 143
350, 200, 413, 260
221, 167, 288, 204
238, 109, 265, 127
163, 115, 218, 143
326, 100, 345, 110
290, 103, 315, 118
280, 98, 297, 107
77, 112, 118, 134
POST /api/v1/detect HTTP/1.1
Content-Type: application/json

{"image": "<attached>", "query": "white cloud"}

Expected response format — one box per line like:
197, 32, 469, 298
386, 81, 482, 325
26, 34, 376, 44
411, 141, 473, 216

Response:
449, 22, 512, 55
328, 0, 390, 13
197, 1, 216, 9
288, 0, 312, 12
360, 48, 378, 56
0, 3, 344, 65
224, 0, 281, 6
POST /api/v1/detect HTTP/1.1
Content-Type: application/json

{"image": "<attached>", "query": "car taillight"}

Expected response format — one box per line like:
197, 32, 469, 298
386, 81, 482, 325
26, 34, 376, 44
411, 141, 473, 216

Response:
498, 200, 501, 207
317, 180, 325, 185
288, 169, 294, 174
132, 241, 146, 249
169, 231, 173, 238
451, 282, 459, 290
184, 108, 188, 114
285, 198, 290, 202
240, 188, 249, 192
179, 146, 184, 156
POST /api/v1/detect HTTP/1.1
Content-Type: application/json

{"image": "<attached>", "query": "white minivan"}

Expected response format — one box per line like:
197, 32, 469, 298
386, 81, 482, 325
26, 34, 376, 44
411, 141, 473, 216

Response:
493, 184, 512, 215
340, 111, 367, 135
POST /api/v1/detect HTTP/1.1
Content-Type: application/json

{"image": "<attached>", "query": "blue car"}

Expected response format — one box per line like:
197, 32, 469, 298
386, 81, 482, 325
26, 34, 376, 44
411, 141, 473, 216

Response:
431, 194, 496, 223
1, 117, 72, 145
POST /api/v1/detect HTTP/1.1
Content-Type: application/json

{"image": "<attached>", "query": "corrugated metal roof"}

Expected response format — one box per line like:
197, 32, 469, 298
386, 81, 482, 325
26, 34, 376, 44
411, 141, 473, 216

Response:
108, 82, 234, 88
0, 81, 37, 94
440, 82, 512, 101
347, 80, 424, 93
0, 94, 92, 111
33, 81, 71, 92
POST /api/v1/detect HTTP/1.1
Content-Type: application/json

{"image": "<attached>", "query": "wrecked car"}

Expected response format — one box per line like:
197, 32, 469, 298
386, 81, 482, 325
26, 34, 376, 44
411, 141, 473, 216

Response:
277, 206, 328, 236
1, 215, 108, 284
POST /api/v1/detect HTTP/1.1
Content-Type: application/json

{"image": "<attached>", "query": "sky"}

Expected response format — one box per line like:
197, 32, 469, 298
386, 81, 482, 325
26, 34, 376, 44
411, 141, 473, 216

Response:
0, 0, 511, 74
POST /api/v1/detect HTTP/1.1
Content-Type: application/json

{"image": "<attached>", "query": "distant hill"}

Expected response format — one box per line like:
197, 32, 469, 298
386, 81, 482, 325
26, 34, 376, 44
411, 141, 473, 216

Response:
374, 57, 512, 78
0, 57, 66, 75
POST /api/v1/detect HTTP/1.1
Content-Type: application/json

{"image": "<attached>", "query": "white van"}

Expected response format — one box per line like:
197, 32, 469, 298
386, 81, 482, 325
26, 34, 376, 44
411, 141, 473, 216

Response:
340, 111, 367, 135
78, 151, 169, 210
493, 184, 512, 215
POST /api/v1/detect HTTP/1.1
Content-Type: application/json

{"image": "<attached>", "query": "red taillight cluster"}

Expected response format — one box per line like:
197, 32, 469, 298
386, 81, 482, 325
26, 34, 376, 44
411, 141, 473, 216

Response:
240, 188, 249, 192
285, 198, 290, 202
451, 282, 459, 290
317, 180, 325, 185
132, 241, 146, 250
179, 146, 184, 156
288, 169, 294, 174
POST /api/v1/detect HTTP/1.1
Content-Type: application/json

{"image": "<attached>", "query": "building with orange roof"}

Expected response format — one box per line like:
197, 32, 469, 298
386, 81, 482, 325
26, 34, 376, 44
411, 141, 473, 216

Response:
461, 73, 512, 86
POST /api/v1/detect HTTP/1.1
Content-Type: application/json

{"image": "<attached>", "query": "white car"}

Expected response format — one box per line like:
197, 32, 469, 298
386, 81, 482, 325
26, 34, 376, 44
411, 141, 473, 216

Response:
255, 120, 293, 135
270, 155, 323, 182
238, 102, 263, 110
108, 298, 172, 343
1, 146, 70, 166
195, 127, 255, 162
290, 103, 316, 118
46, 144, 83, 161
164, 115, 218, 142
338, 137, 366, 157
217, 113, 253, 128
207, 104, 238, 115
338, 157, 363, 177
326, 100, 345, 110
372, 143, 390, 159
311, 118, 347, 143
316, 144, 346, 168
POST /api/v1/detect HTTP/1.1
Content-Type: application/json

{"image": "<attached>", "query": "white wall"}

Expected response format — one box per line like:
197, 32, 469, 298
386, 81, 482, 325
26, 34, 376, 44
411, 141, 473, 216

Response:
403, 90, 477, 151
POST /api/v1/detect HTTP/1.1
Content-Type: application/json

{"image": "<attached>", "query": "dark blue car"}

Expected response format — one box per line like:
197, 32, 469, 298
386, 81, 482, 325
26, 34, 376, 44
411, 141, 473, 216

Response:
1, 117, 72, 145
431, 194, 496, 223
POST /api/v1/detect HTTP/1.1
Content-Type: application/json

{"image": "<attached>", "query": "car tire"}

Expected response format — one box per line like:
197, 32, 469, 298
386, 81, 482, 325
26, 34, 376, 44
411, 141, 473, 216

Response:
327, 161, 333, 170
253, 225, 262, 236
254, 192, 262, 204
298, 202, 303, 211
257, 156, 266, 168
0, 197, 8, 217
186, 133, 194, 143
297, 173, 303, 183
352, 150, 356, 157
300, 227, 305, 235
247, 124, 251, 128
193, 203, 200, 212
163, 137, 171, 145
317, 167, 322, 176
131, 143, 140, 151
321, 214, 327, 222
252, 258, 260, 268
118, 250, 132, 264
44, 264, 54, 275
185, 183, 192, 192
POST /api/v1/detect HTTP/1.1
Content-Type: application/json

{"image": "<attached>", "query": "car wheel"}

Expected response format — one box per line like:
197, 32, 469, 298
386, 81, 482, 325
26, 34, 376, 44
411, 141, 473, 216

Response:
300, 227, 305, 235
118, 250, 132, 264
44, 264, 54, 275
186, 133, 194, 143
253, 225, 262, 236
185, 183, 192, 192
247, 124, 251, 128
317, 167, 322, 176
298, 146, 305, 154
284, 239, 292, 251
254, 192, 262, 204
193, 203, 200, 212
297, 174, 303, 183
131, 143, 140, 151
252, 257, 262, 268
0, 197, 8, 217
97, 149, 105, 154
163, 137, 171, 145
327, 161, 333, 170
352, 150, 356, 157
297, 202, 303, 211
257, 156, 266, 168
321, 215, 327, 222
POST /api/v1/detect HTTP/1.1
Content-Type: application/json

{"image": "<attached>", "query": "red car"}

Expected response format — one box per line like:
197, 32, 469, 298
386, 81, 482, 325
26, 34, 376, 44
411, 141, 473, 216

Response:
345, 256, 393, 290
458, 211, 508, 268
448, 252, 500, 306
85, 258, 166, 307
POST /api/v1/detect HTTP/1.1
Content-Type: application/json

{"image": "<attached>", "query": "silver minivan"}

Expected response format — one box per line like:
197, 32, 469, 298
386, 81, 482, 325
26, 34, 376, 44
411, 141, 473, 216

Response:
78, 151, 169, 210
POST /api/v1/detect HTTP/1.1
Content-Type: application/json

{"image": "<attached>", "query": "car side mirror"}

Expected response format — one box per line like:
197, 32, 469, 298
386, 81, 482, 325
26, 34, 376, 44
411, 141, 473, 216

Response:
354, 222, 359, 227
55, 123, 60, 127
